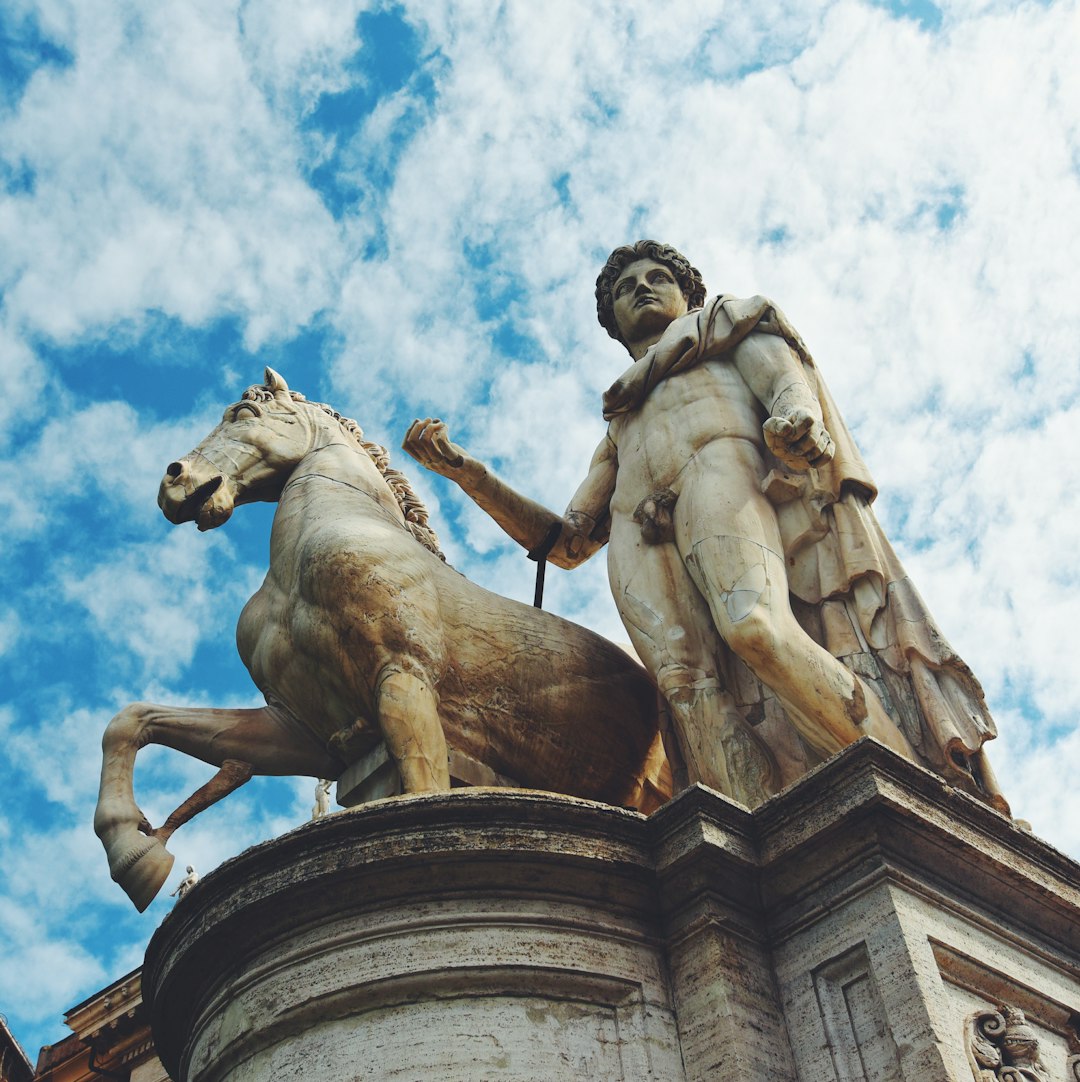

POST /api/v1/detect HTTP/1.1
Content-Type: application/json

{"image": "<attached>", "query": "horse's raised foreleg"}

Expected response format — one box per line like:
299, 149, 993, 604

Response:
95, 701, 341, 911
144, 758, 255, 847
375, 669, 450, 792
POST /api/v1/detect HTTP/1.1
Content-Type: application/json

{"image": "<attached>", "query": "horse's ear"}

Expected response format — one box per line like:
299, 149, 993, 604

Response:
264, 367, 289, 395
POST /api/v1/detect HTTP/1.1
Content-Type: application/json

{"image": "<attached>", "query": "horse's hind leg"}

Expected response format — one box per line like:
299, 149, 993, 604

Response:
376, 669, 450, 792
95, 701, 339, 911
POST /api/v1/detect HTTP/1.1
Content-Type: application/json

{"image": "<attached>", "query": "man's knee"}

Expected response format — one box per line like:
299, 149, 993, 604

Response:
721, 607, 785, 672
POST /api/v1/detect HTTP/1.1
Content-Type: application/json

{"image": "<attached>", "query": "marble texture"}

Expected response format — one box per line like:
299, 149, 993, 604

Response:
404, 240, 1007, 814
144, 741, 1080, 1082
95, 369, 668, 912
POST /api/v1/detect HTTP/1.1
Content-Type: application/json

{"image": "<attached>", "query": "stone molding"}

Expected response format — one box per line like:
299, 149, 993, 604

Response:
144, 740, 1080, 1081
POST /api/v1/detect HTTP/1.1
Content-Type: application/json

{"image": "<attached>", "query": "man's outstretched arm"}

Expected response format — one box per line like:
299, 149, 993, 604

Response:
402, 418, 615, 570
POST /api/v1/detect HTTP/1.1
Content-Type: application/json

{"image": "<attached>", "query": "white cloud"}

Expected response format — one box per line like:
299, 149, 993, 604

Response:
238, 0, 371, 117
59, 528, 254, 680
3, 706, 108, 812
0, 322, 47, 441
0, 896, 106, 1022
0, 0, 346, 357
895, 404, 1080, 724
0, 398, 224, 542
992, 713, 1080, 855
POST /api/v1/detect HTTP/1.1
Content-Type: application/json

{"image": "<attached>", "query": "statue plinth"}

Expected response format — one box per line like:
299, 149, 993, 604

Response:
143, 741, 1080, 1081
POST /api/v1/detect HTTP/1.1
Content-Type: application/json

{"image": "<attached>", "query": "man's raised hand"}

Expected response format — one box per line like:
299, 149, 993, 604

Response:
403, 418, 468, 476
762, 408, 835, 471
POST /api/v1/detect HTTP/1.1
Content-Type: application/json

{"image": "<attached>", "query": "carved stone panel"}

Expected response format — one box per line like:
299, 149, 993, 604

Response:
932, 942, 1080, 1082
813, 942, 904, 1082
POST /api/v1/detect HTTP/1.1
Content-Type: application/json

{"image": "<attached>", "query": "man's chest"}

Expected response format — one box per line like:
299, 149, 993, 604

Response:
610, 361, 765, 451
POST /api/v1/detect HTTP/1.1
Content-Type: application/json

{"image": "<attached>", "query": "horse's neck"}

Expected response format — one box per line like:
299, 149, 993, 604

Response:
276, 439, 402, 525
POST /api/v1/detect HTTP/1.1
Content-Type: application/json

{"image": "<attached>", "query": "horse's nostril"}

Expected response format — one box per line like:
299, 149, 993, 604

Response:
166, 462, 183, 479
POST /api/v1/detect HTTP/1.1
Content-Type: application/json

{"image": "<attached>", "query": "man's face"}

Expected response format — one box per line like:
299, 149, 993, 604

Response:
611, 258, 689, 347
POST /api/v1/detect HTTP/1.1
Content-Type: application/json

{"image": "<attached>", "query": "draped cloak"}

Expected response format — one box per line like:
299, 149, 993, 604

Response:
603, 295, 1007, 812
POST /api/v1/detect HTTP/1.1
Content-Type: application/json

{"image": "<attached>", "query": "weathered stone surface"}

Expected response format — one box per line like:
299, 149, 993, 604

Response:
403, 239, 1007, 815
145, 790, 686, 1082
755, 743, 1080, 1081
145, 742, 1080, 1082
95, 369, 668, 913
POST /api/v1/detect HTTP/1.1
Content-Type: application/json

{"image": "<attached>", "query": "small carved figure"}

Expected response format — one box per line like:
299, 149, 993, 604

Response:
95, 370, 666, 911
312, 779, 332, 820
170, 865, 199, 900
404, 240, 1007, 812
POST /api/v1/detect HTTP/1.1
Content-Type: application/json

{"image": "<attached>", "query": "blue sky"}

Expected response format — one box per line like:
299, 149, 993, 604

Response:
2, 0, 1079, 1059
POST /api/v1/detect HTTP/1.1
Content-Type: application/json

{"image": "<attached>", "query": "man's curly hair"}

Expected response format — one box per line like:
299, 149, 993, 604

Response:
595, 240, 707, 345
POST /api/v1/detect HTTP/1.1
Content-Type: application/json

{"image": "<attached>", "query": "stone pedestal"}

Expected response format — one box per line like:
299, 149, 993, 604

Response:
143, 740, 1080, 1081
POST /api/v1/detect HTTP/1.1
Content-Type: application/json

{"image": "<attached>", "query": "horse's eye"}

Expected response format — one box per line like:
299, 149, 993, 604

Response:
233, 404, 260, 420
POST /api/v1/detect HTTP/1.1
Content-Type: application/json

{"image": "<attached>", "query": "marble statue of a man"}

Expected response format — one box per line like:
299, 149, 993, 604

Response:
404, 240, 1006, 811
170, 865, 199, 900
312, 779, 332, 820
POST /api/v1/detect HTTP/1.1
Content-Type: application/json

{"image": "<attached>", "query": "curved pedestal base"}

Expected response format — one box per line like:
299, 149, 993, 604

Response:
144, 743, 1080, 1082
144, 789, 690, 1082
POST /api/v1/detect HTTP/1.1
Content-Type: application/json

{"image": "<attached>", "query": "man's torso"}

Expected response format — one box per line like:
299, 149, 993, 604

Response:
607, 357, 768, 520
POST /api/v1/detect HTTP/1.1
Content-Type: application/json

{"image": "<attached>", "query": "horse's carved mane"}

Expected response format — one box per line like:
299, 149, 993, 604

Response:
241, 385, 445, 560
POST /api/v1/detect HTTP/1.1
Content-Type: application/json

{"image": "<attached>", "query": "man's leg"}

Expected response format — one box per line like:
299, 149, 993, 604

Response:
673, 460, 914, 762
607, 518, 777, 806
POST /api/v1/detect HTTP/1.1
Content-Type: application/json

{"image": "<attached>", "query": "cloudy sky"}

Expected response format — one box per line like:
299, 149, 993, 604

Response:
1, 0, 1078, 1058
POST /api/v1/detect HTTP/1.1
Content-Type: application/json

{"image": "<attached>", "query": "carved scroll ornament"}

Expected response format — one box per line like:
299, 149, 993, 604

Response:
967, 1006, 1051, 1082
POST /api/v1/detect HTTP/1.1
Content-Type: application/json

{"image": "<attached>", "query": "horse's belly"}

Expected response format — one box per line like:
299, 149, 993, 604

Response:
242, 548, 659, 807
432, 574, 658, 803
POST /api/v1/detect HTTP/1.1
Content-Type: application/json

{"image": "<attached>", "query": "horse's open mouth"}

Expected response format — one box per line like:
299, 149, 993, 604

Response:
175, 476, 223, 524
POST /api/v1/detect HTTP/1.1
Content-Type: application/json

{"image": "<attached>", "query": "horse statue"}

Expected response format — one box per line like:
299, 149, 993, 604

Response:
95, 369, 668, 911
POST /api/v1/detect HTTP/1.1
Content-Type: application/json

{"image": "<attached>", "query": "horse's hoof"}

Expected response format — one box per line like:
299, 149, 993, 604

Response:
110, 836, 175, 912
